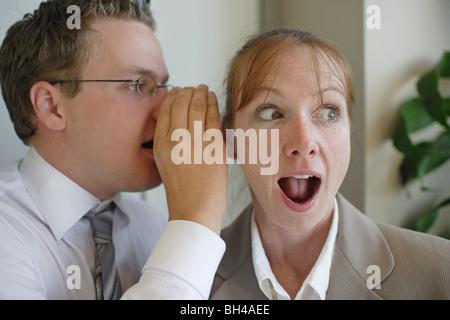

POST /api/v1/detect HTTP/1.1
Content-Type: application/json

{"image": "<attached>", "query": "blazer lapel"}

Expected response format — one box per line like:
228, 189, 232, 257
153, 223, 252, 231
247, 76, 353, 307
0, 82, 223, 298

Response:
326, 194, 394, 299
211, 204, 267, 300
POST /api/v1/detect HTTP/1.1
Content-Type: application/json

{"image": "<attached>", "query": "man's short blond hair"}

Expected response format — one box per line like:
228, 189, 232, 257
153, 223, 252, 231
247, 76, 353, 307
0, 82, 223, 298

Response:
0, 0, 155, 144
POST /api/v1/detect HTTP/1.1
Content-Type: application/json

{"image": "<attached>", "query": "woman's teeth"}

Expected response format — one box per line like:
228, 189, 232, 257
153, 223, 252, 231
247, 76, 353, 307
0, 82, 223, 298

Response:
293, 175, 314, 179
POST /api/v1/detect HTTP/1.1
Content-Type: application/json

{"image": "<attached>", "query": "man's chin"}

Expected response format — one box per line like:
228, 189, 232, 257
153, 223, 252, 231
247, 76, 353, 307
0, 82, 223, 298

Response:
142, 175, 162, 191
125, 172, 162, 193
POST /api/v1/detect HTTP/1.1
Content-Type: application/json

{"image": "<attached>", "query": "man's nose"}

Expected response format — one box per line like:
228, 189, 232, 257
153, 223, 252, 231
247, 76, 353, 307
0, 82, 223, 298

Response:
149, 89, 169, 121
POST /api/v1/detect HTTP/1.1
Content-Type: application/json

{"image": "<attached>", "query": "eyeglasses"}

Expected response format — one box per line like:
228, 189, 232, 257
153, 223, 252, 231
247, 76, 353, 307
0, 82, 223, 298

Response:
50, 76, 173, 97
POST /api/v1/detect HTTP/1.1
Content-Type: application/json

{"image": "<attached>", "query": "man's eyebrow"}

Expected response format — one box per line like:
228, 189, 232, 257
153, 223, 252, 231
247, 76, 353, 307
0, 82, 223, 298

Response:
123, 67, 169, 84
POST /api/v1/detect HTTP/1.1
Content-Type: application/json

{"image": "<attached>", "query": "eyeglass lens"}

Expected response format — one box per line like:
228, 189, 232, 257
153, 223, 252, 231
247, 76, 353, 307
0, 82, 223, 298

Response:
137, 77, 171, 96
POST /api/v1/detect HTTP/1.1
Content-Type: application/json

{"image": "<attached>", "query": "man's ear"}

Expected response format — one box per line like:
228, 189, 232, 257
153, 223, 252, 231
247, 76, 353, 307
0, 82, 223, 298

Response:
30, 81, 66, 131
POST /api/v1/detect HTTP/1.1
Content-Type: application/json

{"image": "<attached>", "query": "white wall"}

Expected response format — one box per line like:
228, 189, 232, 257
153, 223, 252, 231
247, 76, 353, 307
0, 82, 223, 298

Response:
0, 0, 260, 226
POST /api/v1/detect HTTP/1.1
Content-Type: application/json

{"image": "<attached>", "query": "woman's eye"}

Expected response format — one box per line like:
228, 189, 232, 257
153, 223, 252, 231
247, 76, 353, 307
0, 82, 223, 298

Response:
318, 106, 339, 122
257, 106, 284, 120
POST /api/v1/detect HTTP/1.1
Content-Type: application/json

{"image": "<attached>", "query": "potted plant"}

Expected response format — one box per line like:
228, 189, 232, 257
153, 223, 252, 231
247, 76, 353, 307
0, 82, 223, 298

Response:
393, 51, 450, 239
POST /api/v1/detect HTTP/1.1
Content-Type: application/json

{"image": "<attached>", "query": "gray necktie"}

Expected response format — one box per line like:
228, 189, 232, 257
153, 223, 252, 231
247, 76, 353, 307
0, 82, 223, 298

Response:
86, 202, 121, 300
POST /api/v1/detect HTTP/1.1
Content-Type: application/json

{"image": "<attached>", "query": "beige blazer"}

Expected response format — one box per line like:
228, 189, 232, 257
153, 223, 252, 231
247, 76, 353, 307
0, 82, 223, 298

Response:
211, 194, 450, 299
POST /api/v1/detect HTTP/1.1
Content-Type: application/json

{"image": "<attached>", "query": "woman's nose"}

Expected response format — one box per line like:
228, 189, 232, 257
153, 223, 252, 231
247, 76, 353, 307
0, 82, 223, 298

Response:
283, 116, 319, 158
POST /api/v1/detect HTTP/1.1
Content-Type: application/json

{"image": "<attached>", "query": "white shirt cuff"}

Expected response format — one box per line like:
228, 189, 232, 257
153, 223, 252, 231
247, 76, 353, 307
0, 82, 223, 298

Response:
142, 220, 225, 299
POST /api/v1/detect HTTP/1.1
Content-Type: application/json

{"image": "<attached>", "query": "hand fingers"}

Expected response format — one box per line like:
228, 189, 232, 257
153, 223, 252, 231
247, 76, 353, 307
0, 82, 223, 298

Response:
188, 85, 209, 133
156, 85, 218, 140
156, 87, 181, 137
205, 91, 226, 164
205, 91, 221, 131
169, 87, 195, 133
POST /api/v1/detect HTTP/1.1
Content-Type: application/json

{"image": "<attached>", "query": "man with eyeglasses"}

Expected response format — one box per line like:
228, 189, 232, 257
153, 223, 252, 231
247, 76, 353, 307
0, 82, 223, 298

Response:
0, 0, 227, 299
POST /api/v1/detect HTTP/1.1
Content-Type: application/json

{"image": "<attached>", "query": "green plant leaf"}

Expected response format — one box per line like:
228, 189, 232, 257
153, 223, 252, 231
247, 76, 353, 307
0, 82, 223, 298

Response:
403, 98, 436, 132
416, 52, 450, 128
417, 153, 450, 189
439, 52, 450, 77
393, 98, 435, 157
399, 156, 420, 186
445, 98, 450, 114
417, 69, 447, 128
415, 197, 450, 233
400, 131, 450, 186
395, 52, 450, 186
395, 52, 450, 239
393, 114, 417, 157
415, 207, 439, 233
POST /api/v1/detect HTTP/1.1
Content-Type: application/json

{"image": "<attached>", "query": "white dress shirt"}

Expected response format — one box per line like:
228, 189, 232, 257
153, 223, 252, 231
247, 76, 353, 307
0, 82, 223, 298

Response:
0, 148, 225, 299
251, 198, 339, 300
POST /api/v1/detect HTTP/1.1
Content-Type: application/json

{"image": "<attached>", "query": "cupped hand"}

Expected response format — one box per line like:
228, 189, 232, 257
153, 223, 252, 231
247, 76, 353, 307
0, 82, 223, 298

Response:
153, 85, 228, 235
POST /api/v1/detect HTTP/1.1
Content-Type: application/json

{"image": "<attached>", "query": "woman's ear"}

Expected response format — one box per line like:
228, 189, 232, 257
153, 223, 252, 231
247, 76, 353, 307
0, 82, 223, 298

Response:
30, 81, 66, 131
222, 118, 238, 160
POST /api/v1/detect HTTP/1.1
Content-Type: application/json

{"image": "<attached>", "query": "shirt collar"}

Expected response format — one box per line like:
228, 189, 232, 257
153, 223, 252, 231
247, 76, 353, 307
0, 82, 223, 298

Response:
251, 197, 339, 300
19, 148, 126, 241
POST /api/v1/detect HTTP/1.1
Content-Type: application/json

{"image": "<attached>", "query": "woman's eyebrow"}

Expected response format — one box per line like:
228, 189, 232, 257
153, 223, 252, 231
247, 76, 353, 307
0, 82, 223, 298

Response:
258, 85, 284, 97
259, 85, 344, 98
315, 86, 345, 97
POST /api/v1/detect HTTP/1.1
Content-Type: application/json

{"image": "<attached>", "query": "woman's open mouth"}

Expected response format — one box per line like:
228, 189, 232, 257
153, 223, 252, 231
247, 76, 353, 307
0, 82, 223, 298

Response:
278, 174, 321, 210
